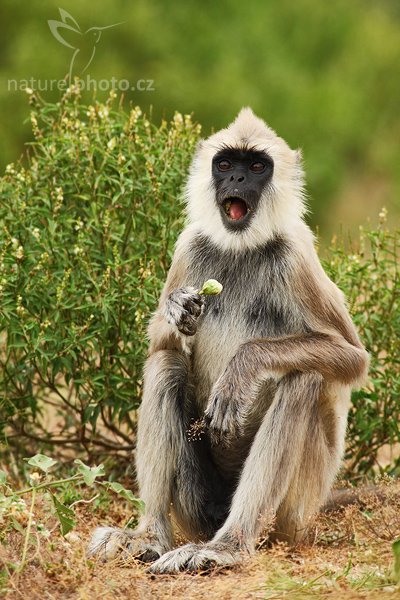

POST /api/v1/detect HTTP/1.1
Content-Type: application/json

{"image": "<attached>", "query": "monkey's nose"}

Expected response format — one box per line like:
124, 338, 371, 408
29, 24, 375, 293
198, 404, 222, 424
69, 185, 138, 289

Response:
230, 175, 245, 183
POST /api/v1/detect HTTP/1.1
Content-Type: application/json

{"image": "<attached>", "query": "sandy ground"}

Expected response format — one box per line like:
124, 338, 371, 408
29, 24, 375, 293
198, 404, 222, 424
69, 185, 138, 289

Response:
1, 482, 399, 600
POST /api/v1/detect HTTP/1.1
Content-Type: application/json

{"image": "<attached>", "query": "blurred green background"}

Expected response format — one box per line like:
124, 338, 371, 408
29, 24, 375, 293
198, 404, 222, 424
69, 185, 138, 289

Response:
0, 0, 399, 237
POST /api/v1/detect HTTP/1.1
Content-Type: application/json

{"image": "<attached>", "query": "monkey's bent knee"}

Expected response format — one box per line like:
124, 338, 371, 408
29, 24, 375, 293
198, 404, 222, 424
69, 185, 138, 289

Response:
143, 350, 190, 393
145, 349, 189, 374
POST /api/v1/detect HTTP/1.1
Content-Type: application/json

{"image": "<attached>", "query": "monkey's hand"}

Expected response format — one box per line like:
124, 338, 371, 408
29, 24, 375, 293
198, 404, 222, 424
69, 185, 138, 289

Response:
164, 287, 204, 336
204, 369, 254, 445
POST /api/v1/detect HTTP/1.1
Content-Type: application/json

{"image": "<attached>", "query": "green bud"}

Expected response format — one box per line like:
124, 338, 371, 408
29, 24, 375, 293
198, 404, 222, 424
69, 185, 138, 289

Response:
198, 279, 223, 295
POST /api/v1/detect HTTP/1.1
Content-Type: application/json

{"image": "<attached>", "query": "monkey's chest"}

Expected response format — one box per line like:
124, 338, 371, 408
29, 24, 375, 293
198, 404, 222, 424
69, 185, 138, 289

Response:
191, 288, 304, 405
187, 234, 306, 402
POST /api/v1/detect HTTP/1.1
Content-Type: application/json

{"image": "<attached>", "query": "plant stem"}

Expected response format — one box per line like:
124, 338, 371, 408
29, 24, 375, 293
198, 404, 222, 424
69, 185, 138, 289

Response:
11, 474, 82, 497
19, 486, 37, 572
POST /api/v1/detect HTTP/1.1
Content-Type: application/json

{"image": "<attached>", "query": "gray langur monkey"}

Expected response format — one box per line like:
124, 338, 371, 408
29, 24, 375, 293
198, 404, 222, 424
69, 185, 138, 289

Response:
88, 108, 369, 573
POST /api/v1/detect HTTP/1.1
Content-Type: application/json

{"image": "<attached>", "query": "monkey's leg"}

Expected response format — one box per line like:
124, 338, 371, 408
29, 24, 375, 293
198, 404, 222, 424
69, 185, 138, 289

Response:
88, 350, 190, 562
272, 382, 350, 543
139, 352, 231, 544
149, 371, 334, 573
88, 349, 228, 562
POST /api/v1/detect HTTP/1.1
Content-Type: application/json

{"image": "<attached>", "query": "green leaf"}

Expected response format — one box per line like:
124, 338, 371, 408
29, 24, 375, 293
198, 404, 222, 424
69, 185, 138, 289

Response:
74, 459, 105, 486
106, 481, 145, 512
392, 539, 400, 584
51, 493, 76, 536
25, 454, 58, 474
0, 470, 7, 485
10, 517, 25, 534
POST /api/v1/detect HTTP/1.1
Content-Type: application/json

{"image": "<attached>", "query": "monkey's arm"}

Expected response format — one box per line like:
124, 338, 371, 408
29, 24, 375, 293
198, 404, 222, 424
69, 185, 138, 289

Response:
292, 241, 365, 350
225, 331, 368, 388
229, 248, 369, 387
147, 235, 203, 355
205, 330, 368, 445
226, 240, 368, 386
204, 329, 368, 443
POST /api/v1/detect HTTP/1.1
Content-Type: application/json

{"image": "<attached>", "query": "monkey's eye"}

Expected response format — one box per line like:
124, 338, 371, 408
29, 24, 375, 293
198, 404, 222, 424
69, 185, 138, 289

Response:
217, 159, 232, 171
250, 161, 265, 173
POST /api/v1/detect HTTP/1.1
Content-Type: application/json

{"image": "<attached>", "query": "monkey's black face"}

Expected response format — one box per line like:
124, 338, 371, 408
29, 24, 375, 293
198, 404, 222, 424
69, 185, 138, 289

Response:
211, 148, 274, 232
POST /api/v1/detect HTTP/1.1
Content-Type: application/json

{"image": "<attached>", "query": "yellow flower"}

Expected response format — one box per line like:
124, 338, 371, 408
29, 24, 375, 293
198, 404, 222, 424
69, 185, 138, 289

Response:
15, 246, 24, 260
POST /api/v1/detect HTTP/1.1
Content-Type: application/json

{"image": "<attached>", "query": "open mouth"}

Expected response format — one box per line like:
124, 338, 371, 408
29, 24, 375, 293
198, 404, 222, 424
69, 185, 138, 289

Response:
222, 197, 249, 222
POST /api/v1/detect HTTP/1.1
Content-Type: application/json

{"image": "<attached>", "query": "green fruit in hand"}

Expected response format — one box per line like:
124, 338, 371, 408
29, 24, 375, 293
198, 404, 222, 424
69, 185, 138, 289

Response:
198, 279, 223, 295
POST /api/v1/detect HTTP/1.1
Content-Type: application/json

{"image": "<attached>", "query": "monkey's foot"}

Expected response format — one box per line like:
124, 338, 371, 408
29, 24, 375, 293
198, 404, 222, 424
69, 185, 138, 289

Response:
148, 541, 246, 574
87, 526, 168, 563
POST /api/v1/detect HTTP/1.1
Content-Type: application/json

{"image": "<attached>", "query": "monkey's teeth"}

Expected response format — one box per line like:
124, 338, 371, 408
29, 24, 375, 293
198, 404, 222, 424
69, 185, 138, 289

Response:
224, 201, 232, 215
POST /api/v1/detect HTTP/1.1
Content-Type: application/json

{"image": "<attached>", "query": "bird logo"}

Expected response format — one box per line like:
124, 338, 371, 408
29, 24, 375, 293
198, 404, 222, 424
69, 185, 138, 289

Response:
48, 8, 123, 83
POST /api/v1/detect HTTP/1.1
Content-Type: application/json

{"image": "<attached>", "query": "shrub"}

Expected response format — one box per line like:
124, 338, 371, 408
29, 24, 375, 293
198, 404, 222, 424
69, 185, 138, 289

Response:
0, 90, 398, 478
324, 217, 400, 477
0, 87, 200, 462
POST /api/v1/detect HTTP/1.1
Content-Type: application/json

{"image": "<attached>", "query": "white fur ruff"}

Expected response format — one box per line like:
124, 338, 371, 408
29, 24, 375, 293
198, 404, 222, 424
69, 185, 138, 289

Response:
185, 107, 308, 251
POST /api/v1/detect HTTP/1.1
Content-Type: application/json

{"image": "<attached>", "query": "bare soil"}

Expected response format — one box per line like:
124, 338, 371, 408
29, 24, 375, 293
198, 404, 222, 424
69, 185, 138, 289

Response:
1, 482, 399, 600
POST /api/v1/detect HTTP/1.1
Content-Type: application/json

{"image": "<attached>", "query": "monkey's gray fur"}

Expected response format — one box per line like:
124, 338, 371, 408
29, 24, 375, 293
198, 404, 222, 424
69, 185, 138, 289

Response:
88, 108, 369, 573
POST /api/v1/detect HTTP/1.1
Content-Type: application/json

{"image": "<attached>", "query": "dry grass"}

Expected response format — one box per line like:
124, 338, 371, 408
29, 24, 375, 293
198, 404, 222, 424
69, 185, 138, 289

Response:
1, 482, 399, 600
